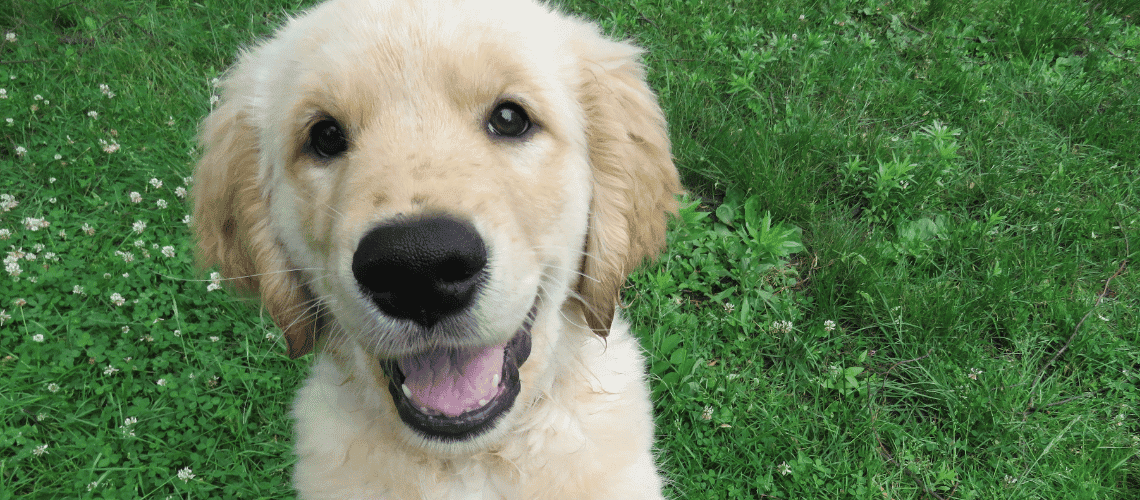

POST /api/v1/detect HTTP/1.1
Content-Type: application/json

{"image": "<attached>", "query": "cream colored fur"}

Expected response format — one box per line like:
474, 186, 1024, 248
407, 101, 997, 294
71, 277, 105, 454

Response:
192, 0, 680, 498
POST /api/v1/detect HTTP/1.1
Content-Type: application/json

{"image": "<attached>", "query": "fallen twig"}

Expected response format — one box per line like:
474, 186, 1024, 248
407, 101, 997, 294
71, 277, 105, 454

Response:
1023, 224, 1129, 418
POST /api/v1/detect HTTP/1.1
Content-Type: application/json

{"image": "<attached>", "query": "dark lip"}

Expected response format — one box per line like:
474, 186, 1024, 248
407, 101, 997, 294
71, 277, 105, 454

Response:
381, 303, 537, 441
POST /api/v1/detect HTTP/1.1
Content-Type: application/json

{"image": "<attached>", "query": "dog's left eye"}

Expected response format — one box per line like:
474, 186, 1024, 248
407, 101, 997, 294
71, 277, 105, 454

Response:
308, 118, 349, 158
487, 102, 531, 137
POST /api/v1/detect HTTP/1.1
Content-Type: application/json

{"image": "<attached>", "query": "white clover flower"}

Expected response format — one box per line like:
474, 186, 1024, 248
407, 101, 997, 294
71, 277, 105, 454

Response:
46, 382, 59, 393
110, 292, 126, 306
23, 217, 49, 230
824, 320, 836, 332
183, 176, 193, 185
149, 178, 163, 189
173, 329, 181, 337
0, 193, 17, 211
103, 365, 119, 375
174, 186, 187, 198
182, 214, 191, 224
161, 246, 176, 258
177, 467, 195, 482
35, 94, 43, 101
5, 261, 21, 277
82, 222, 95, 235
121, 326, 130, 334
0, 228, 9, 240
73, 285, 85, 295
99, 84, 115, 99
0, 309, 10, 326
119, 417, 136, 437
132, 220, 146, 234
209, 336, 219, 342
778, 461, 792, 476
87, 110, 98, 119
115, 251, 134, 263
207, 282, 222, 292
0, 88, 6, 99
968, 368, 982, 380
156, 199, 168, 209
14, 146, 26, 157
32, 334, 44, 342
701, 405, 713, 421
156, 378, 167, 386
33, 444, 48, 456
5, 32, 16, 42
770, 320, 794, 335
99, 139, 119, 154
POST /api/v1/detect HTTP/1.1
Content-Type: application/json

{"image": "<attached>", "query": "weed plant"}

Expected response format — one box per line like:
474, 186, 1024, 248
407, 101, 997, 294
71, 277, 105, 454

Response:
1, 0, 1137, 498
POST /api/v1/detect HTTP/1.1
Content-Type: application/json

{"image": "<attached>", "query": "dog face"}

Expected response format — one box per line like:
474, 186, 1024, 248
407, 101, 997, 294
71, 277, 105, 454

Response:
193, 0, 678, 446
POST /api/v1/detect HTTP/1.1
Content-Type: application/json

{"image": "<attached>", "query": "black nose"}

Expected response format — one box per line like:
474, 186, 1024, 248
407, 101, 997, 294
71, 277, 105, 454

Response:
351, 215, 488, 328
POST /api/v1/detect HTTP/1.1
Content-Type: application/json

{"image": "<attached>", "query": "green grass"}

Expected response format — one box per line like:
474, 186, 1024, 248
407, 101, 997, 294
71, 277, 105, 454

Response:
1, 0, 1137, 498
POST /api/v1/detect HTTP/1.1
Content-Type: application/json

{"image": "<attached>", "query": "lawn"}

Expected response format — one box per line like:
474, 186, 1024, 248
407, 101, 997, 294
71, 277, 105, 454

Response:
1, 0, 1137, 498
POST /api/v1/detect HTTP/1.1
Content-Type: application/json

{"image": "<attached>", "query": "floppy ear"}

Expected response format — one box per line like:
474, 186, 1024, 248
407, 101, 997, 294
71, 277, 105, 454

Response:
191, 73, 320, 359
576, 38, 681, 336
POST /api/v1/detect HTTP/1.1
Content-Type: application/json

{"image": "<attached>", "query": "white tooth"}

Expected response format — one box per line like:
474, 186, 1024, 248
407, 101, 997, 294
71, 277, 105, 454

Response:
478, 399, 488, 407
492, 374, 501, 387
401, 384, 412, 399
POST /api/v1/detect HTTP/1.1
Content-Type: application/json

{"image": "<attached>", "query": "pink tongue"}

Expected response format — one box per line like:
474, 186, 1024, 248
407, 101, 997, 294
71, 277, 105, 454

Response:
397, 342, 506, 417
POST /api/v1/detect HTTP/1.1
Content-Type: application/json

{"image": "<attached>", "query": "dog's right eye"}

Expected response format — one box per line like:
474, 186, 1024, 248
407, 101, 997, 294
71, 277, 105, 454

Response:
308, 119, 349, 158
487, 101, 531, 138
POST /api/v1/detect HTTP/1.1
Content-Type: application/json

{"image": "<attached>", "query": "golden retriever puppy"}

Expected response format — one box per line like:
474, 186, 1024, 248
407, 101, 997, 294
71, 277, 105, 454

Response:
192, 0, 680, 497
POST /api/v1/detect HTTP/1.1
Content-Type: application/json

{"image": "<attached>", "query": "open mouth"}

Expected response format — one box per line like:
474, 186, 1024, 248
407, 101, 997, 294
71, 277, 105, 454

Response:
381, 304, 537, 441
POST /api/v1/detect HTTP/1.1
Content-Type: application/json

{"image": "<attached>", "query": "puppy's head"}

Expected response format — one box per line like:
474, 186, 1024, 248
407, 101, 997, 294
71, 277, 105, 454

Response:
192, 0, 678, 444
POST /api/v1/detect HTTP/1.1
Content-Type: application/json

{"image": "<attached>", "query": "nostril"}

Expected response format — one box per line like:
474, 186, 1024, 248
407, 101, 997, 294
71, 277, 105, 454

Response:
351, 215, 488, 328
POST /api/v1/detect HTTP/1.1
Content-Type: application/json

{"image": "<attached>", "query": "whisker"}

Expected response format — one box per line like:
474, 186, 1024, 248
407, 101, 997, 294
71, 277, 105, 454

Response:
156, 267, 328, 283
526, 244, 610, 270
